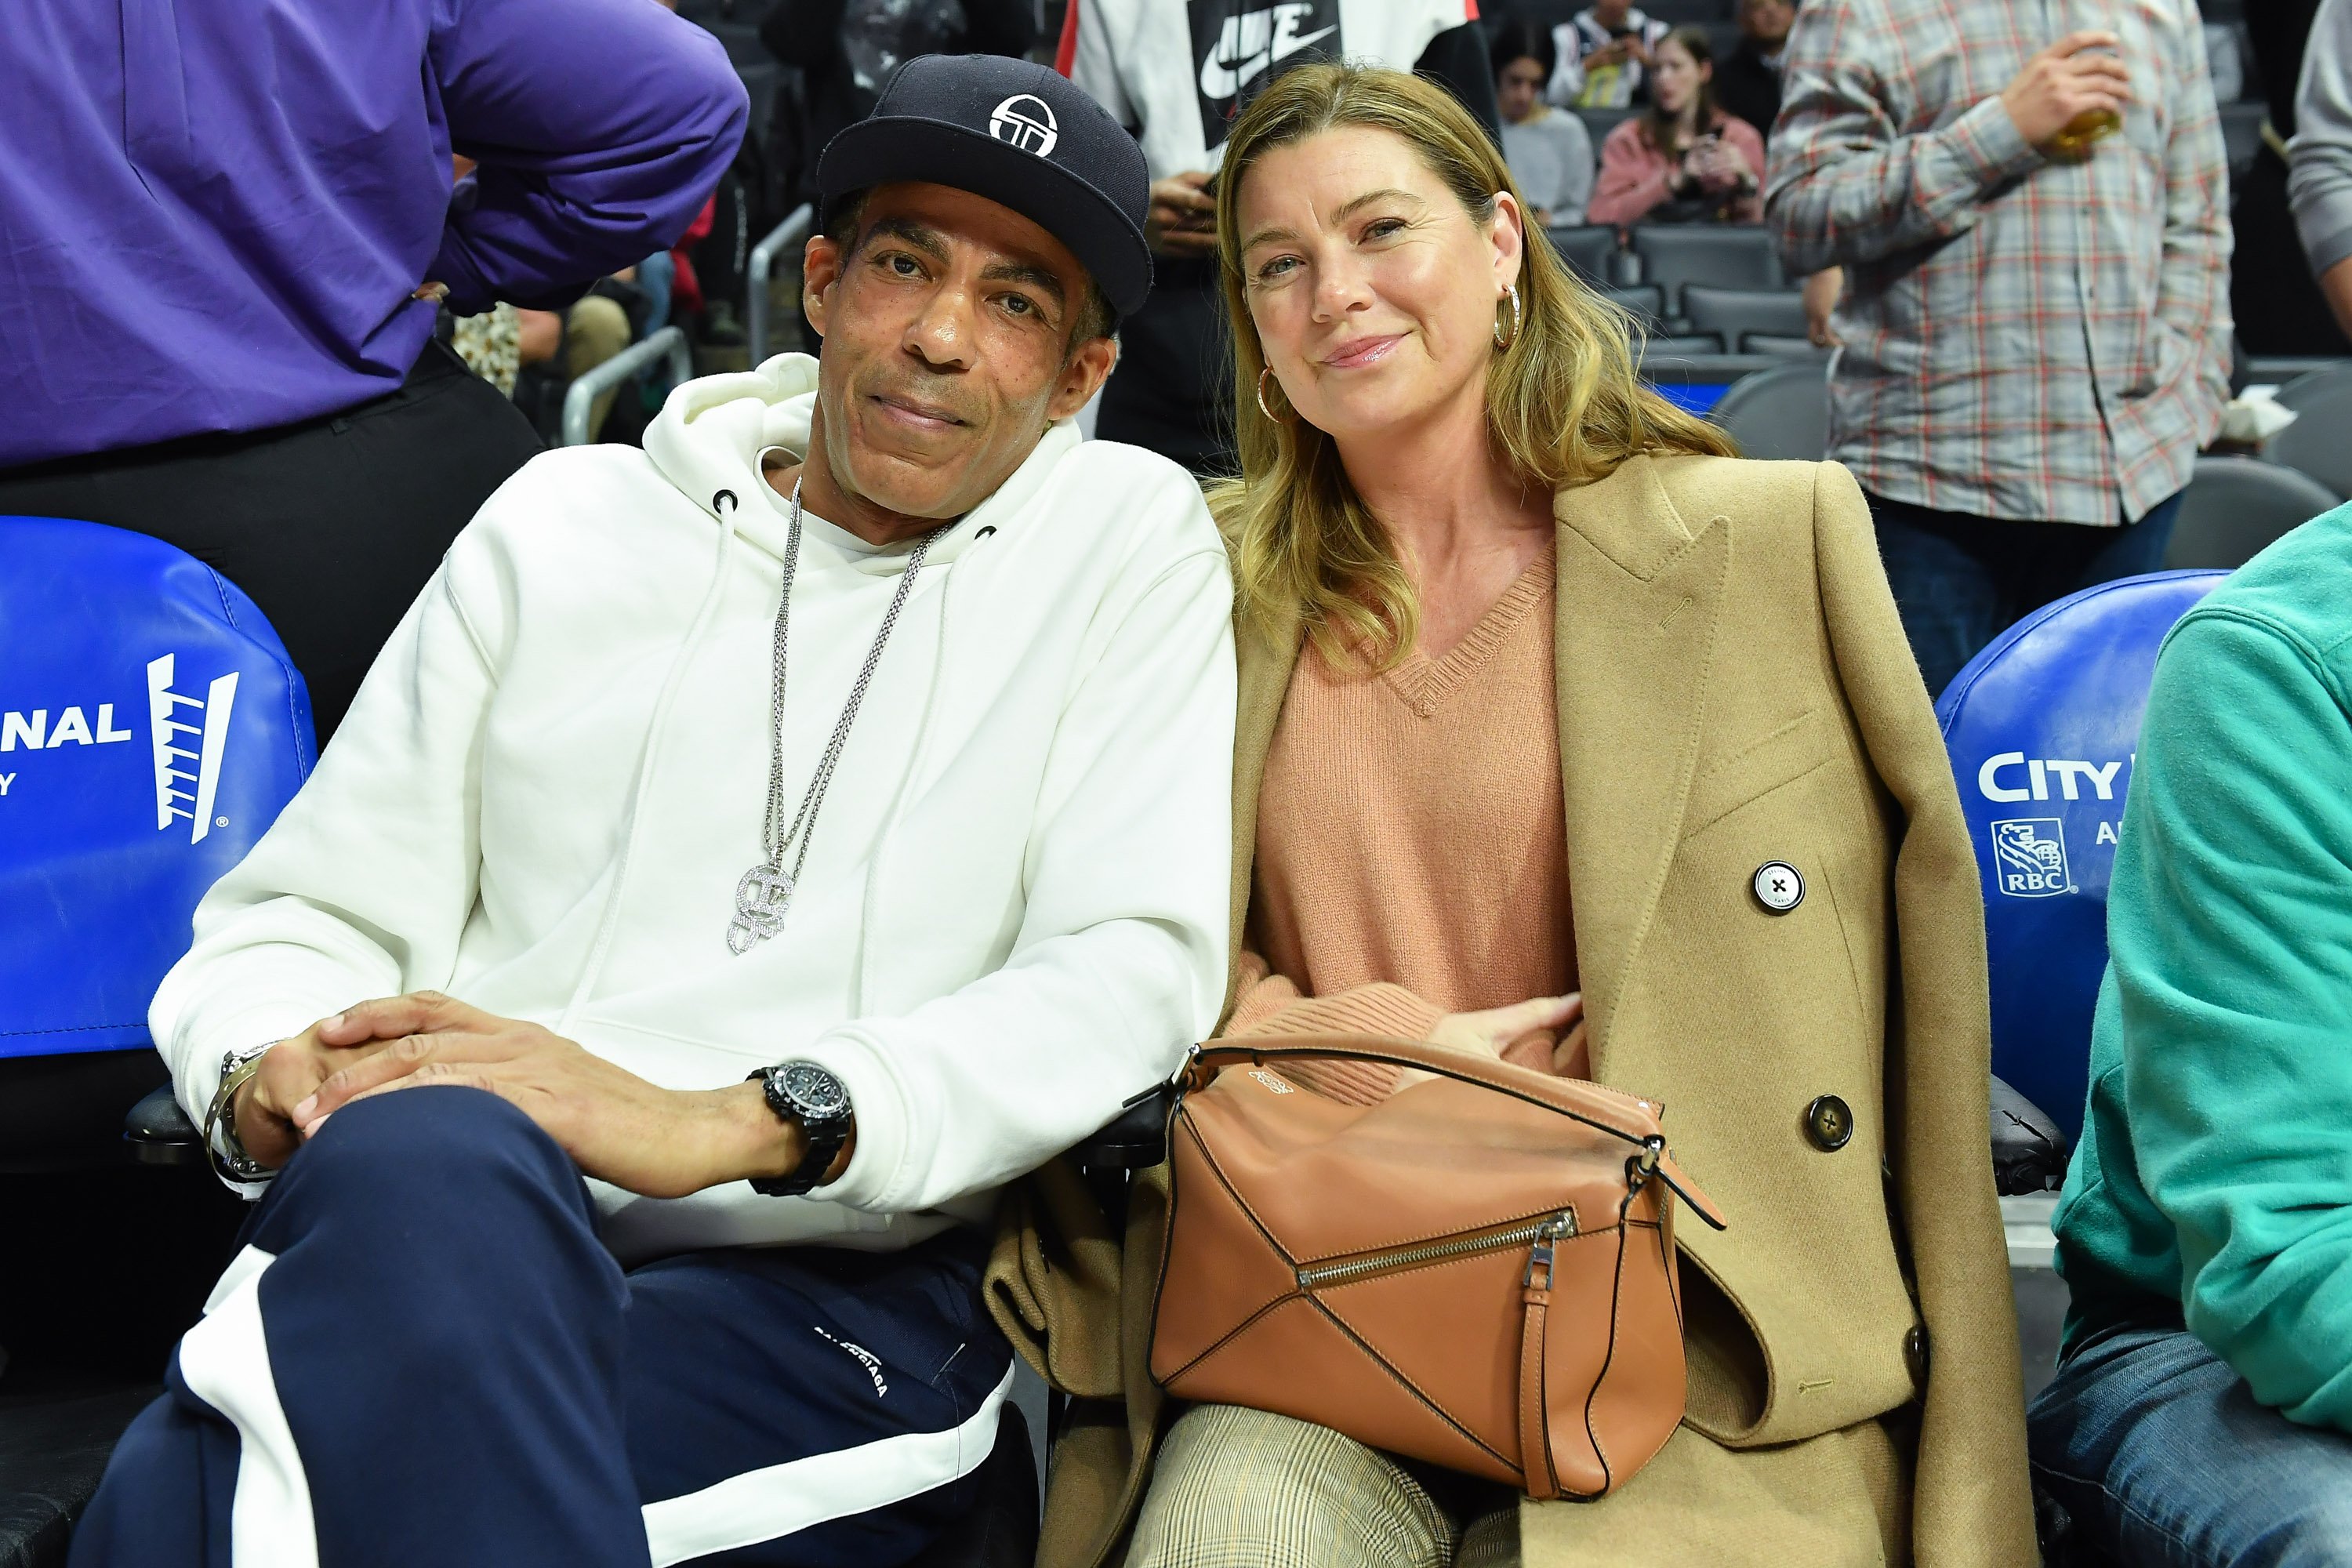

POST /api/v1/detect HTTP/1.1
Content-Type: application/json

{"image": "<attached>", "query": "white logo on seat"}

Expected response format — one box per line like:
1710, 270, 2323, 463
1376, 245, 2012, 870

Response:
149, 654, 238, 844
989, 94, 1058, 157
1990, 818, 2073, 899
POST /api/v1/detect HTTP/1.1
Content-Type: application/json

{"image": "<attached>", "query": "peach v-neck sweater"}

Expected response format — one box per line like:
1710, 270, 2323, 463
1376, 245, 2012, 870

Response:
1229, 545, 1576, 1102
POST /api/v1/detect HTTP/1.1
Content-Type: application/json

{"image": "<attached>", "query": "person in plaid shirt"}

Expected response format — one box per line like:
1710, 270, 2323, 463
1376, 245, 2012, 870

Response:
1764, 3, 2230, 698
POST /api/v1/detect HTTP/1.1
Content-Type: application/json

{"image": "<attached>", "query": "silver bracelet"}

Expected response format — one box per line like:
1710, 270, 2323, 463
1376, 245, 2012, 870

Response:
201, 1043, 281, 1185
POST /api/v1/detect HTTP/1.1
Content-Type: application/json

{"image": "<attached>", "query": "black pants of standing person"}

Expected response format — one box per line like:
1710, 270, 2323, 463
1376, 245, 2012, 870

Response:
0, 340, 542, 744
1097, 256, 1236, 479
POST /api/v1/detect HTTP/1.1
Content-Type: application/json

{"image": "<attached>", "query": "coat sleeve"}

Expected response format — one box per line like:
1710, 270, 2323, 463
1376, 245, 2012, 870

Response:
428, 0, 749, 314
2106, 608, 2352, 1428
1809, 461, 2037, 1563
1764, 0, 2042, 275
800, 540, 1239, 1217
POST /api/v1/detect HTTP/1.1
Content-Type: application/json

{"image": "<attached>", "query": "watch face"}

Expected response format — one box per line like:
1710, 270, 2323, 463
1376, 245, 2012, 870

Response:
780, 1062, 848, 1116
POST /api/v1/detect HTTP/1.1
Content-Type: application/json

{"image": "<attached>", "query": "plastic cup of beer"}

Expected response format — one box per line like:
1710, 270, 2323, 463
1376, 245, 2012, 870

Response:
2048, 106, 2122, 161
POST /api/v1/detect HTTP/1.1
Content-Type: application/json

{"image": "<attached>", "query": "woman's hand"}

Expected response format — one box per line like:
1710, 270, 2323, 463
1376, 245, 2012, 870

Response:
1689, 138, 1751, 193
1673, 146, 1708, 198
1425, 993, 1588, 1078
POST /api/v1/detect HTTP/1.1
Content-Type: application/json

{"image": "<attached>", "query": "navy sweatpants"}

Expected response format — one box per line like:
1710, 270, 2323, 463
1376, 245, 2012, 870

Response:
71, 1087, 1013, 1568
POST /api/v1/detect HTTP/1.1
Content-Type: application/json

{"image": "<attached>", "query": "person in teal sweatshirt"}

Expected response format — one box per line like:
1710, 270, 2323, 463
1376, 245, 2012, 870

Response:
2030, 501, 2352, 1565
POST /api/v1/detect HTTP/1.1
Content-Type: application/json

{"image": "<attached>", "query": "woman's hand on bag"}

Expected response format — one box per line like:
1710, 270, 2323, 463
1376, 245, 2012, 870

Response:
1425, 993, 1588, 1077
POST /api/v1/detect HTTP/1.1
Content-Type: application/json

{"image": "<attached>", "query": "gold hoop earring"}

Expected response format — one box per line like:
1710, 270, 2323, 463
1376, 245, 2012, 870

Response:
1494, 284, 1523, 352
1256, 365, 1291, 423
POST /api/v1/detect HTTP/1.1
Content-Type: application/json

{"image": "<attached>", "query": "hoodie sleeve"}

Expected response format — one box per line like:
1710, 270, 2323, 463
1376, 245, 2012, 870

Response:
149, 483, 519, 1167
2106, 608, 2352, 1429
799, 514, 1237, 1217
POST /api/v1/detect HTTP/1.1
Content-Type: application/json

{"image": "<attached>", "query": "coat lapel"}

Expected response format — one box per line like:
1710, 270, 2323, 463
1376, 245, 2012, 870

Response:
1553, 457, 1731, 1072
1223, 600, 1302, 1011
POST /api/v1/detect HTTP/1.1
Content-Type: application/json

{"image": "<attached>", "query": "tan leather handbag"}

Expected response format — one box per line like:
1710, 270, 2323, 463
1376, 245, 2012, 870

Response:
1148, 1034, 1726, 1500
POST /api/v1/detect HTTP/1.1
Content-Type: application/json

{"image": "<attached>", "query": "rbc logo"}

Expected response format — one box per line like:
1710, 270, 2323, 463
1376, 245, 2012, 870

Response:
1991, 818, 2073, 898
988, 94, 1058, 157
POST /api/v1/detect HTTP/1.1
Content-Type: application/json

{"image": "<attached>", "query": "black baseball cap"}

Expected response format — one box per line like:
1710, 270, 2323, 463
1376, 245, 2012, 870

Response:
815, 55, 1153, 323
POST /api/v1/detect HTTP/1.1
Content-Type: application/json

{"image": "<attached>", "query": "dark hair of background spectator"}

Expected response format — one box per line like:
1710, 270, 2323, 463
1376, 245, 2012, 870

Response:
1640, 27, 1724, 155
825, 192, 1118, 353
1486, 18, 1559, 89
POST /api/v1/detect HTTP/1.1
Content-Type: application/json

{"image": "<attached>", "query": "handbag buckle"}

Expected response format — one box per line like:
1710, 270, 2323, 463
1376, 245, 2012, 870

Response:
1520, 1214, 1577, 1290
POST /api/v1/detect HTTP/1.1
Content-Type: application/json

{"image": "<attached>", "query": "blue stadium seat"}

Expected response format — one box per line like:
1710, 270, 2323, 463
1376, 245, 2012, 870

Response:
1, 516, 313, 1062
1935, 570, 2226, 1144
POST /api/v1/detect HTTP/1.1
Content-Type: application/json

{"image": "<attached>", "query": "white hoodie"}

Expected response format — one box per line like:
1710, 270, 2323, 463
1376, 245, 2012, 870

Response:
152, 355, 1236, 1263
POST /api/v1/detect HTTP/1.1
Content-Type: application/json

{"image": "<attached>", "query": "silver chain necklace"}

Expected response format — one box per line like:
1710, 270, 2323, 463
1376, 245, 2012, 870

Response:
727, 479, 937, 955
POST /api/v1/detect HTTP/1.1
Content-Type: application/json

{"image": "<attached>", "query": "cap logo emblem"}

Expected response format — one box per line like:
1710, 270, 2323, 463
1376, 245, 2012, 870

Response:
989, 93, 1058, 158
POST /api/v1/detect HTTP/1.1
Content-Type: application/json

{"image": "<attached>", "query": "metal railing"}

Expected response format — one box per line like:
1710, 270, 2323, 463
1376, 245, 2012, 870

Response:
559, 325, 695, 447
745, 203, 815, 368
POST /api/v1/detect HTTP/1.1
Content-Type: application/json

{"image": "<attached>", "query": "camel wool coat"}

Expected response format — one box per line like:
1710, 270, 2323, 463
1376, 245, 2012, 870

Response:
986, 454, 2035, 1566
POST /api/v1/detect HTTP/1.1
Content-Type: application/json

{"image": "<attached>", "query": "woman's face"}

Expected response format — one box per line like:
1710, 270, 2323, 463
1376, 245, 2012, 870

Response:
1650, 40, 1706, 118
1497, 56, 1546, 124
1235, 126, 1523, 453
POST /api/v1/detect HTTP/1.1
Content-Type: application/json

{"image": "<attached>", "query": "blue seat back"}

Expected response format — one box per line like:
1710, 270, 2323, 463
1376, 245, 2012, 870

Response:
1, 517, 313, 1058
1934, 570, 2223, 1141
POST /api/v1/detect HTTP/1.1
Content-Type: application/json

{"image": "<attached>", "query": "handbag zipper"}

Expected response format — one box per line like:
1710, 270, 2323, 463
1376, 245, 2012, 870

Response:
1296, 1210, 1578, 1290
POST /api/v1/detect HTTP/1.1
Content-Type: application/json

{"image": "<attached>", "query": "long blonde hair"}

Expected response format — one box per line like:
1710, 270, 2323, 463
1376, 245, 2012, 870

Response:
1208, 64, 1735, 667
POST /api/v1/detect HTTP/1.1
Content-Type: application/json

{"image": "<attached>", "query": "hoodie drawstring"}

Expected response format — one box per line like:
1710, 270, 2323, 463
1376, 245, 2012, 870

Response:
558, 490, 744, 1031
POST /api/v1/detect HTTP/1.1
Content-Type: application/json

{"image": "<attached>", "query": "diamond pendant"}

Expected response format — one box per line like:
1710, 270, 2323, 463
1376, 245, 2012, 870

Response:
726, 864, 794, 955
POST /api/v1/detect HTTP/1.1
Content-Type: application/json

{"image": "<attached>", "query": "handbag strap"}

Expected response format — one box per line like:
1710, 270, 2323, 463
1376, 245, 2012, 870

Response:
1186, 1034, 1727, 1231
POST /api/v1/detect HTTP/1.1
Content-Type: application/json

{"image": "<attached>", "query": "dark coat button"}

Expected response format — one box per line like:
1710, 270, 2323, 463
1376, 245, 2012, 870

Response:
1805, 1094, 1853, 1152
1904, 1323, 1929, 1388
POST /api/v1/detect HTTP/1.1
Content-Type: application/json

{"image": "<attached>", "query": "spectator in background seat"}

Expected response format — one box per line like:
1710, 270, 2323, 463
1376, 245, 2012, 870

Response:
2033, 503, 2352, 1566
760, 0, 1036, 224
0, 0, 746, 742
1588, 30, 1765, 230
1715, 0, 1794, 141
1494, 20, 1596, 228
1768, 5, 2230, 698
1546, 0, 1671, 111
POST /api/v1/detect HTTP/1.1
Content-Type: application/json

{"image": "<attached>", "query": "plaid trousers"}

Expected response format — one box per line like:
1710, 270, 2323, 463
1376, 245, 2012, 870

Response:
1126, 1403, 1521, 1568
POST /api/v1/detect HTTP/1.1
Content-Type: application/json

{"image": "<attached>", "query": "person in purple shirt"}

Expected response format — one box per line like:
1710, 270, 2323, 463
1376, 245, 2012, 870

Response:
0, 0, 747, 739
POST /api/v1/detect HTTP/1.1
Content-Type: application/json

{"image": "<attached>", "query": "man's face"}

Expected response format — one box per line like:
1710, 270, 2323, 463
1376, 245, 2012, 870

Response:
1740, 0, 1793, 47
801, 183, 1116, 530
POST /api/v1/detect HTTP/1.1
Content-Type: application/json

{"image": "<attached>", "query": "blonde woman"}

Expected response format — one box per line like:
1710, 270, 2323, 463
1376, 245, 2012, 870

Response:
1015, 62, 2034, 1568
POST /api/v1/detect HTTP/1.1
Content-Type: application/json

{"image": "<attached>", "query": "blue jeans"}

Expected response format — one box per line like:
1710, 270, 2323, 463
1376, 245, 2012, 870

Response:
2028, 1319, 2352, 1567
1865, 491, 2184, 701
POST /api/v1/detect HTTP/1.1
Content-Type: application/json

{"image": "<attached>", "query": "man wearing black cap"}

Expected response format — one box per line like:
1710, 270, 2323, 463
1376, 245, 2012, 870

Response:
76, 55, 1233, 1568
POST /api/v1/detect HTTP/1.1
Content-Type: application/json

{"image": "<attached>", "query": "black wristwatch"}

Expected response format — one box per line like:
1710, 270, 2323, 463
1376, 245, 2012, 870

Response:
746, 1061, 854, 1197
